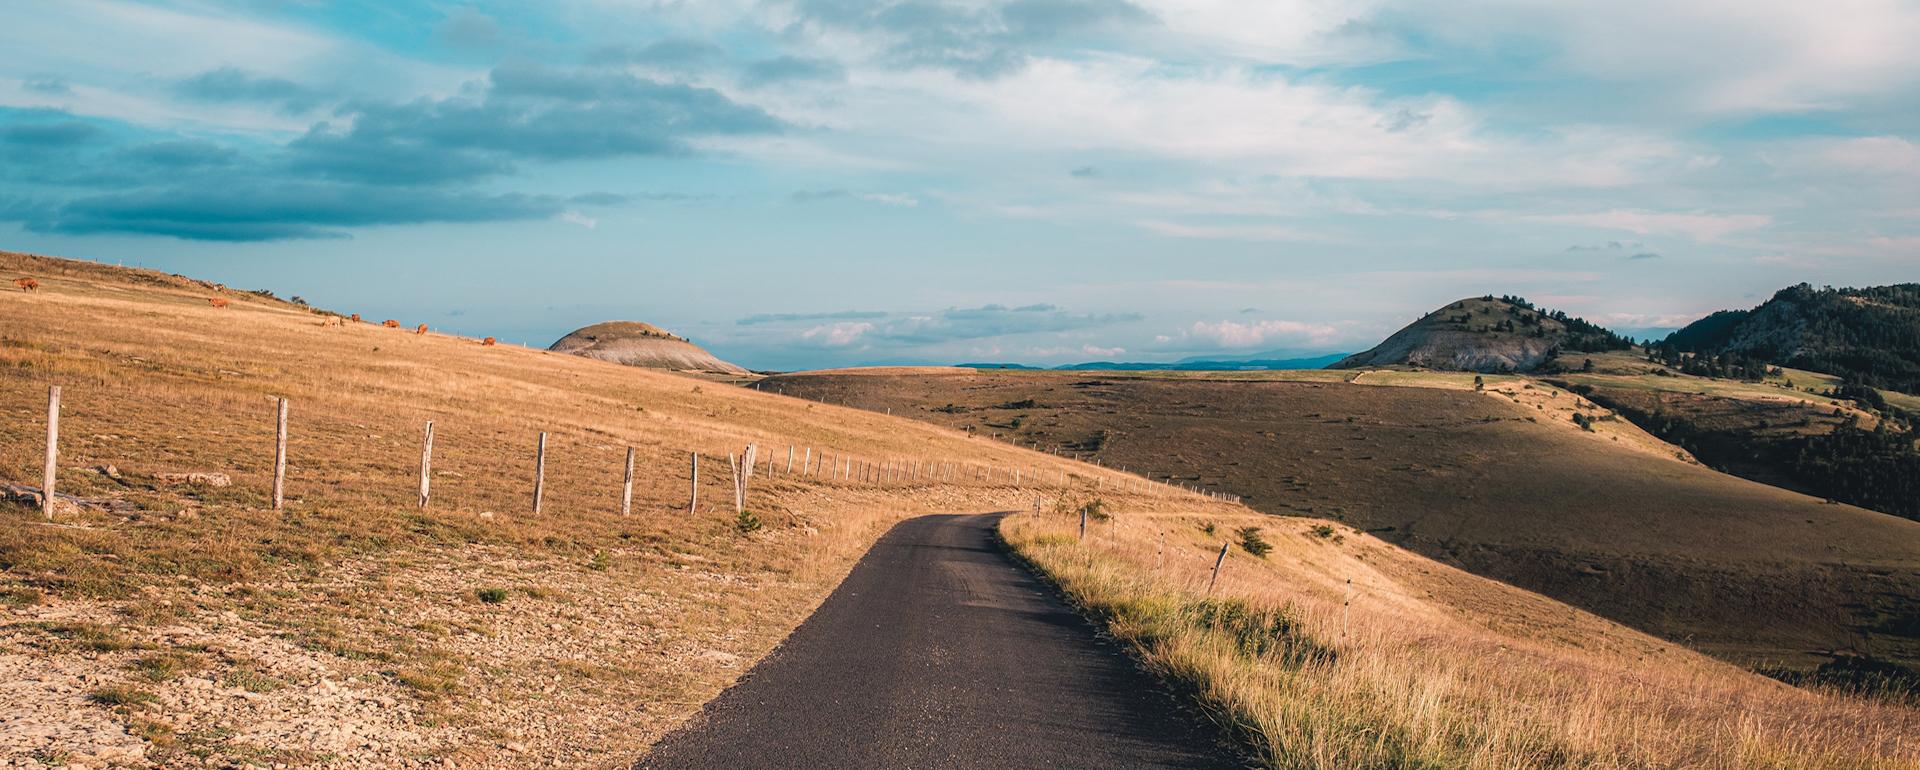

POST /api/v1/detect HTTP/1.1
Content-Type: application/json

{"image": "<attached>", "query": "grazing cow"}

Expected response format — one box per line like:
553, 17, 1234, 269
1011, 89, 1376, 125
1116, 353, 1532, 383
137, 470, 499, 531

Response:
317, 316, 341, 327
350, 313, 362, 323
208, 298, 230, 308
383, 319, 400, 328
13, 277, 38, 291
482, 336, 497, 346
415, 323, 428, 335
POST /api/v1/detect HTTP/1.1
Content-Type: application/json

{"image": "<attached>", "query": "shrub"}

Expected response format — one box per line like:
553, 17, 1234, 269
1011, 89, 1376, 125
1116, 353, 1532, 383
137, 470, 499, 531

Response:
475, 587, 509, 604
1308, 524, 1336, 539
1237, 527, 1272, 557
736, 509, 763, 534
87, 686, 157, 708
1200, 521, 1217, 536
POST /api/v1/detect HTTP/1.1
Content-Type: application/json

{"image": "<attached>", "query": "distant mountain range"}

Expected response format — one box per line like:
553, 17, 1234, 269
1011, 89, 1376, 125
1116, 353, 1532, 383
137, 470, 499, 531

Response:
958, 352, 1348, 372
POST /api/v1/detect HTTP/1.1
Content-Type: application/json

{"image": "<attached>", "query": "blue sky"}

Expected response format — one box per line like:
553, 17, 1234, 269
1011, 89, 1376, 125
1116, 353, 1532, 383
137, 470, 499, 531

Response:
1, 0, 1915, 370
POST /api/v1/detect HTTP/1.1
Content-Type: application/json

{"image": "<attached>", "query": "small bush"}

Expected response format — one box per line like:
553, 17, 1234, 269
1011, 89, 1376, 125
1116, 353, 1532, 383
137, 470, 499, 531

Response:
735, 509, 763, 534
1079, 498, 1109, 522
1308, 524, 1336, 539
1200, 521, 1217, 536
87, 686, 157, 708
1237, 527, 1272, 557
1186, 598, 1335, 667
475, 587, 509, 604
587, 551, 611, 571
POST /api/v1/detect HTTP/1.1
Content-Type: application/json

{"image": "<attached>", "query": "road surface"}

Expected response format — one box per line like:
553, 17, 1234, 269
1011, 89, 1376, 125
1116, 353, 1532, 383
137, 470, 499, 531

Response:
636, 512, 1245, 769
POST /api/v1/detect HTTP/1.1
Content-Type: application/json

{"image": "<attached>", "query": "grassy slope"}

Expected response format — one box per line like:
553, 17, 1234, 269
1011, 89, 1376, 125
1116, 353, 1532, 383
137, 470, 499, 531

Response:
1000, 510, 1919, 769
0, 252, 1240, 767
761, 366, 1920, 671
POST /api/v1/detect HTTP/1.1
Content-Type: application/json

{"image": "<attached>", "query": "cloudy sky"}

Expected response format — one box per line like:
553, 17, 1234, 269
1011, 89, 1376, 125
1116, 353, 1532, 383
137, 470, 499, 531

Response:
2, 1, 1916, 369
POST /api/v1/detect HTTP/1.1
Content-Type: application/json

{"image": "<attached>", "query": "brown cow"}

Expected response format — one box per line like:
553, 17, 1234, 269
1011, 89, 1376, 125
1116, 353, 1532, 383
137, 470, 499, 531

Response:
13, 277, 38, 291
209, 298, 230, 308
350, 313, 362, 323
482, 336, 497, 346
415, 323, 428, 335
383, 319, 400, 328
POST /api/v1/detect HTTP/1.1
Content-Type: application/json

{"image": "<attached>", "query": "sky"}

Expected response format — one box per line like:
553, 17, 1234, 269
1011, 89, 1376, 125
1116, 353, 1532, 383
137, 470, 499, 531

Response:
1, 1, 1916, 370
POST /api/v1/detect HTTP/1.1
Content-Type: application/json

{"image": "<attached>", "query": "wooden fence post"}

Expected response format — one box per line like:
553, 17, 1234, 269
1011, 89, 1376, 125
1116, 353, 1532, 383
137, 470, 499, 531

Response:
417, 420, 434, 510
729, 453, 744, 514
621, 447, 635, 516
786, 445, 794, 475
1079, 504, 1087, 540
272, 397, 288, 511
689, 452, 699, 513
1207, 542, 1230, 595
803, 447, 812, 477
532, 432, 547, 514
41, 385, 59, 520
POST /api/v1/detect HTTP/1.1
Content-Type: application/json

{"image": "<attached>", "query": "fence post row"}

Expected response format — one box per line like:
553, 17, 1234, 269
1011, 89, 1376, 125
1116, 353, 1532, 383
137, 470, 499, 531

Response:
272, 397, 288, 511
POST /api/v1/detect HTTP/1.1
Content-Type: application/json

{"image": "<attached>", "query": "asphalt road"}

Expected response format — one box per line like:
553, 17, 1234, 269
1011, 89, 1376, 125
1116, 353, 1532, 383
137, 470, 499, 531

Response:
635, 512, 1245, 769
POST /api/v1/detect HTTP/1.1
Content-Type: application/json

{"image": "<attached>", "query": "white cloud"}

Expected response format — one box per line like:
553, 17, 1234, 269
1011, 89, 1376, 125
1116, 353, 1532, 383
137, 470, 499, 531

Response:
800, 321, 873, 347
1816, 136, 1920, 176
1516, 209, 1771, 242
1137, 219, 1310, 242
1186, 319, 1341, 348
556, 211, 598, 229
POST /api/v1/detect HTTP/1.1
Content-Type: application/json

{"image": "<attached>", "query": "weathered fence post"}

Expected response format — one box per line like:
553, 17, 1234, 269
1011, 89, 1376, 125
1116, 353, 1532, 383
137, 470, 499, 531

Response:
41, 385, 59, 520
729, 453, 745, 514
689, 452, 699, 513
1079, 504, 1087, 541
1207, 542, 1230, 595
417, 420, 434, 510
272, 397, 288, 511
786, 445, 794, 475
621, 447, 635, 516
532, 432, 547, 514
803, 447, 812, 476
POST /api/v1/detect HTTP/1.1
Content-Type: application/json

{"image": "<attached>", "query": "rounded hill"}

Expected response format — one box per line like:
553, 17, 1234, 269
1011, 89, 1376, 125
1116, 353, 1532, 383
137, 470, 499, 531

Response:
549, 321, 748, 374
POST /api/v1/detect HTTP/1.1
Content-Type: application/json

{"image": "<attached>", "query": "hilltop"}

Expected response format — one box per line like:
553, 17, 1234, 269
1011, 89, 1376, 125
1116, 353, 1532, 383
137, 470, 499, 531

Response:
1334, 296, 1633, 372
549, 320, 748, 375
1659, 282, 1920, 394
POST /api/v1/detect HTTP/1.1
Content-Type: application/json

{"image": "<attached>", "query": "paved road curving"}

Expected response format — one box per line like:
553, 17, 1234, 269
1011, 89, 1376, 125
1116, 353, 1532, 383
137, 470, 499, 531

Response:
636, 512, 1245, 769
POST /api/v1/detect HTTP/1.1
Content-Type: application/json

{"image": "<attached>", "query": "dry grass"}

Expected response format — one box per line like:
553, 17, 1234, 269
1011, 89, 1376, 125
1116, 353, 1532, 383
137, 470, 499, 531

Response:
0, 251, 1234, 766
1002, 509, 1920, 769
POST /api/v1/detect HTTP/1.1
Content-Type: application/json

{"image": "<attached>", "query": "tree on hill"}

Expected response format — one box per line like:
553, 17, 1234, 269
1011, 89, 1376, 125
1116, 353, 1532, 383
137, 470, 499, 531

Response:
1662, 283, 1920, 393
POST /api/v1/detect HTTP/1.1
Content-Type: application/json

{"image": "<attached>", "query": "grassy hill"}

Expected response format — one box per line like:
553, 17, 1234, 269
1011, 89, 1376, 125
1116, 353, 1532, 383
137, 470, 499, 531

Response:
0, 251, 1217, 766
1660, 282, 1920, 394
761, 367, 1920, 679
4, 252, 1915, 768
1333, 296, 1632, 372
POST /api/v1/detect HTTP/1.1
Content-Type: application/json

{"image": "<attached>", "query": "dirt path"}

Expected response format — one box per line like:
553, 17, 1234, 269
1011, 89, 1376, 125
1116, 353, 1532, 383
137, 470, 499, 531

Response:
634, 513, 1244, 769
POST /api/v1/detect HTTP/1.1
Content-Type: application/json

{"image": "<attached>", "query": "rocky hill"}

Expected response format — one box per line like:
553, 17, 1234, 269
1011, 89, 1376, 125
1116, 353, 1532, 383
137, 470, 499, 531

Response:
549, 321, 749, 374
1333, 296, 1632, 372
1660, 283, 1920, 393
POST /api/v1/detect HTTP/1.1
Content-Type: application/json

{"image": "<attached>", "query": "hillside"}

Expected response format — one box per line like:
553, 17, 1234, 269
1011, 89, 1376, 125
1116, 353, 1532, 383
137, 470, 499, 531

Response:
1661, 283, 1920, 394
549, 321, 749, 375
761, 367, 1920, 679
1333, 296, 1632, 372
0, 251, 1214, 766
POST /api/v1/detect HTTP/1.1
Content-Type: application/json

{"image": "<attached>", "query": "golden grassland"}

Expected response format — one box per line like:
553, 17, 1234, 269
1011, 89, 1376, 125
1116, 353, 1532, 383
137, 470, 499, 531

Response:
1001, 508, 1920, 769
0, 252, 1238, 767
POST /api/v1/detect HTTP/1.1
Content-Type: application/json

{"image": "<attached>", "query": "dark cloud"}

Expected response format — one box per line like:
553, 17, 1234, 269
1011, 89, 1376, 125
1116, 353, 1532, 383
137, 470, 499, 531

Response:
23, 77, 72, 96
287, 63, 783, 185
786, 0, 1152, 77
436, 8, 502, 49
742, 55, 847, 86
869, 304, 1141, 344
116, 140, 240, 170
1, 115, 100, 148
20, 183, 564, 241
587, 39, 728, 70
175, 67, 326, 114
738, 310, 889, 325
1069, 165, 1099, 178
1626, 252, 1662, 260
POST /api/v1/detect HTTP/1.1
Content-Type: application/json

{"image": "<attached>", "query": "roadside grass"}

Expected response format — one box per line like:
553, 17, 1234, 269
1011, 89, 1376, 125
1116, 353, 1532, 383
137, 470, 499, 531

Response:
1002, 511, 1920, 770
